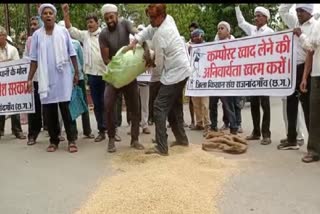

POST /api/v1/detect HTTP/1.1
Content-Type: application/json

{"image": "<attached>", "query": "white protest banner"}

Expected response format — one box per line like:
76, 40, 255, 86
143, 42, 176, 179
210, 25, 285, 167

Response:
185, 30, 297, 97
137, 69, 152, 82
0, 58, 34, 115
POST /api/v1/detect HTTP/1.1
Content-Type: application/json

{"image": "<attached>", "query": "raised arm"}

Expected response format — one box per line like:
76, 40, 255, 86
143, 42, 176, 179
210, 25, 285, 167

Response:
61, 3, 86, 42
279, 4, 298, 29
235, 5, 256, 36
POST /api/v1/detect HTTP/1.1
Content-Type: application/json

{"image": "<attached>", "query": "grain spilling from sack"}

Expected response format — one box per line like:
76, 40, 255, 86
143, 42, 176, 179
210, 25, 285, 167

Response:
76, 144, 238, 214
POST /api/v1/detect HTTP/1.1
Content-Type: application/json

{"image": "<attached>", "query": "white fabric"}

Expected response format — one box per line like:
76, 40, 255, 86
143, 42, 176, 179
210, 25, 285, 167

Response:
57, 20, 66, 27
0, 43, 19, 62
214, 34, 235, 41
235, 6, 274, 37
137, 24, 145, 30
83, 28, 101, 69
68, 26, 105, 76
135, 15, 191, 85
23, 36, 38, 81
299, 19, 320, 76
296, 4, 314, 15
101, 4, 117, 16
38, 24, 70, 99
138, 85, 149, 129
38, 3, 57, 16
279, 4, 317, 65
6, 35, 12, 43
254, 6, 270, 20
218, 21, 231, 32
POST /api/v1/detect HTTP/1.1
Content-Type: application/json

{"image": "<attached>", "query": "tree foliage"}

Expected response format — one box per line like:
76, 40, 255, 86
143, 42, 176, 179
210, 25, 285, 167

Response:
1, 3, 284, 50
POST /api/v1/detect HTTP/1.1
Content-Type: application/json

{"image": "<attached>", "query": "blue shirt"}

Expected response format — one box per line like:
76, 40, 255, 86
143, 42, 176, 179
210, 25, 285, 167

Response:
71, 39, 84, 80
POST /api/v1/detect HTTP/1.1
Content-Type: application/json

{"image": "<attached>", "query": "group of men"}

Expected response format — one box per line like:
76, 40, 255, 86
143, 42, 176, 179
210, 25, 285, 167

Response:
1, 3, 320, 163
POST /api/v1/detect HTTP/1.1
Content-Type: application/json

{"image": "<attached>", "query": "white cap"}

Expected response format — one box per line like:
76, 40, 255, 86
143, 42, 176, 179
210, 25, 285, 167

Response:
57, 20, 66, 27
101, 4, 118, 16
38, 3, 57, 16
296, 4, 314, 15
218, 21, 231, 32
7, 35, 12, 43
137, 24, 145, 31
254, 6, 270, 20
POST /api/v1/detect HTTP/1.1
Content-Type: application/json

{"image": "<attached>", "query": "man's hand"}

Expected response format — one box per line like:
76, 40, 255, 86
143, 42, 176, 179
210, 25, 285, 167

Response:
293, 27, 302, 37
300, 78, 308, 93
27, 80, 33, 93
73, 72, 79, 85
127, 39, 139, 53
61, 4, 69, 15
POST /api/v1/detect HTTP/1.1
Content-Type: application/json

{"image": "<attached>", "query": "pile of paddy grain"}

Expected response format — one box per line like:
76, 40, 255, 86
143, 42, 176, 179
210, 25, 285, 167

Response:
76, 144, 238, 214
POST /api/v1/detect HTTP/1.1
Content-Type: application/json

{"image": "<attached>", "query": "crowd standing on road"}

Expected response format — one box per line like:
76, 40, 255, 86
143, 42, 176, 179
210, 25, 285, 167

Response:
1, 3, 320, 163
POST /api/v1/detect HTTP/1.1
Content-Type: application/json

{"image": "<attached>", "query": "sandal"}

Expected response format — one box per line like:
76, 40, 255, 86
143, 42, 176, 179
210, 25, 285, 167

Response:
47, 144, 58, 152
302, 153, 320, 163
68, 143, 78, 153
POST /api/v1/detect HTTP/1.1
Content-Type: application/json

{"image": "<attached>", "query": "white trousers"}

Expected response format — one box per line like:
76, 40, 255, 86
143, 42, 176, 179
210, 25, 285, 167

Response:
138, 85, 149, 129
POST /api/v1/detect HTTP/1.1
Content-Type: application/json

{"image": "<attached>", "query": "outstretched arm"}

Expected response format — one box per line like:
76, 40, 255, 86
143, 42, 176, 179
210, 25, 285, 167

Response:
235, 5, 256, 36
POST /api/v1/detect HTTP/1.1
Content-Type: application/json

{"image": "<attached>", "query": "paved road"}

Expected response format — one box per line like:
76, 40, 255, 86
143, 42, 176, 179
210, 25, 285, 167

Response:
217, 98, 320, 214
0, 97, 319, 214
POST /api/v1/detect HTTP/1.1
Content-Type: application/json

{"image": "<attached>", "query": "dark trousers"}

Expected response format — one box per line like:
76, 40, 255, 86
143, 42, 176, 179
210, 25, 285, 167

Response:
28, 82, 42, 140
104, 80, 140, 141
43, 102, 77, 145
209, 96, 238, 132
223, 97, 242, 127
287, 63, 310, 142
87, 75, 106, 133
307, 76, 320, 155
189, 97, 195, 124
250, 96, 271, 138
154, 78, 189, 154
0, 114, 23, 135
234, 97, 242, 127
209, 97, 220, 129
148, 81, 161, 123
76, 80, 92, 136
42, 108, 48, 130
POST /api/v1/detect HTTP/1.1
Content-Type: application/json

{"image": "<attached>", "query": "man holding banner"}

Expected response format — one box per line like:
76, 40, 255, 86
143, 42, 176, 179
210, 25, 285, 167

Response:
209, 21, 240, 135
189, 28, 211, 136
0, 26, 26, 140
277, 4, 316, 150
235, 5, 274, 145
294, 10, 320, 162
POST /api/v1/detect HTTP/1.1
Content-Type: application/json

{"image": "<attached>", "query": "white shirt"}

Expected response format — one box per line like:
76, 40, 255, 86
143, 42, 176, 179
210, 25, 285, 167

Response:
68, 27, 106, 76
235, 6, 274, 37
0, 43, 19, 62
135, 15, 191, 85
23, 36, 39, 82
279, 4, 317, 65
146, 40, 161, 82
299, 19, 320, 76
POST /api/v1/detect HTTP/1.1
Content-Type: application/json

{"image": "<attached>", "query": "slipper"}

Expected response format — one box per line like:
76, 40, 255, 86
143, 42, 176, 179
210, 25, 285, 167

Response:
83, 133, 95, 139
302, 153, 319, 163
68, 143, 78, 153
47, 144, 58, 152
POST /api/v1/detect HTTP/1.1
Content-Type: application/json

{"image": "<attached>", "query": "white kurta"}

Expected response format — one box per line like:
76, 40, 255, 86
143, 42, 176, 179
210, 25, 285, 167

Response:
30, 29, 76, 104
